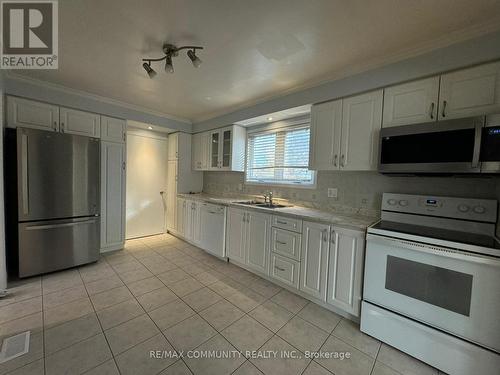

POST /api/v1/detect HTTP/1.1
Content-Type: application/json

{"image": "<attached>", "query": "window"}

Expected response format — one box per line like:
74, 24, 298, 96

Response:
246, 125, 315, 186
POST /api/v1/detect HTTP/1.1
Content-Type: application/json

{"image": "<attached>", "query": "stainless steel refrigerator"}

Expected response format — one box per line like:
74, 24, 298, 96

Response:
5, 127, 100, 277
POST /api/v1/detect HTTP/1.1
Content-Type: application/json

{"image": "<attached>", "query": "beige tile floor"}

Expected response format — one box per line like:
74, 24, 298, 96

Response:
0, 234, 443, 375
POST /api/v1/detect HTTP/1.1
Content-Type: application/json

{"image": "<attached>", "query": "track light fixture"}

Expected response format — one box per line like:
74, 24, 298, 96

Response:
142, 43, 204, 77
142, 62, 157, 78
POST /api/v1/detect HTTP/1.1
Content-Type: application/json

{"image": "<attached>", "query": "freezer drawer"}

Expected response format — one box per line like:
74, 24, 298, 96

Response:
18, 217, 100, 277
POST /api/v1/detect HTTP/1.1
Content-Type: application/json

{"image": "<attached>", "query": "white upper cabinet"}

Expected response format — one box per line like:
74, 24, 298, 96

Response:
340, 90, 383, 171
168, 133, 179, 160
245, 211, 271, 275
60, 107, 101, 137
309, 100, 342, 170
192, 132, 209, 170
439, 62, 500, 120
300, 221, 330, 301
226, 207, 247, 264
382, 77, 439, 127
101, 116, 126, 143
326, 226, 365, 317
7, 96, 59, 131
206, 125, 246, 171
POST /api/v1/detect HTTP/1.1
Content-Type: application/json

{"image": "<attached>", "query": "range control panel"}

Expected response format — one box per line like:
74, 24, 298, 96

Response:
382, 193, 498, 223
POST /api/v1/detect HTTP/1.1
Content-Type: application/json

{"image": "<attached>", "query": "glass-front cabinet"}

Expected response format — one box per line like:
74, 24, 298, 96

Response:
192, 125, 245, 172
210, 131, 220, 168
209, 126, 236, 170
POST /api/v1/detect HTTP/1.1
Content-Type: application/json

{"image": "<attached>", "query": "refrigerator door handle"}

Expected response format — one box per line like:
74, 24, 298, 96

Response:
21, 133, 29, 215
25, 219, 97, 231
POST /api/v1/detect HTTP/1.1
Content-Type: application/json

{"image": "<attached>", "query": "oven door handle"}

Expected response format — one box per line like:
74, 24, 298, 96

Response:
366, 234, 500, 266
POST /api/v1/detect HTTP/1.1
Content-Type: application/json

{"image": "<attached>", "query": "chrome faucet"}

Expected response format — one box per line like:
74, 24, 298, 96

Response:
263, 191, 273, 206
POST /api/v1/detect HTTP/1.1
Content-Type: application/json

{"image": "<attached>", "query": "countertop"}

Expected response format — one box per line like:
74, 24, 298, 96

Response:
177, 193, 378, 231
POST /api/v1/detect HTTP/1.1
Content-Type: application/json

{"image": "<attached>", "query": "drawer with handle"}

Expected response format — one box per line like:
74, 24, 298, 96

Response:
272, 215, 302, 233
270, 253, 300, 289
271, 227, 301, 261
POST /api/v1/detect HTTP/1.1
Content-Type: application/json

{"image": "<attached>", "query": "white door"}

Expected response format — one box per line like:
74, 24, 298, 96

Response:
176, 198, 186, 236
340, 90, 383, 171
60, 108, 100, 137
101, 116, 126, 143
101, 141, 126, 250
382, 77, 439, 127
166, 160, 177, 232
439, 61, 500, 120
327, 227, 365, 316
246, 211, 271, 275
6, 96, 59, 131
300, 221, 330, 301
126, 132, 167, 239
226, 208, 246, 263
309, 100, 342, 170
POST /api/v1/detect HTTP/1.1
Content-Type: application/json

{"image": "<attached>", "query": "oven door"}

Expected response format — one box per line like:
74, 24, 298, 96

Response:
363, 234, 500, 352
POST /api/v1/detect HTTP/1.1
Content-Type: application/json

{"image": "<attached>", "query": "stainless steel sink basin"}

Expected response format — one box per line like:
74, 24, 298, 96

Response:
234, 201, 290, 209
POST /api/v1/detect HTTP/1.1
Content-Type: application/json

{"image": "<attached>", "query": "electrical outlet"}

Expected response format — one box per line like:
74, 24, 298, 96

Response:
327, 188, 338, 198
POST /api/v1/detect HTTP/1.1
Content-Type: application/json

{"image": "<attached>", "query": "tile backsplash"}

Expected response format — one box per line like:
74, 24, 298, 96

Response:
203, 171, 500, 234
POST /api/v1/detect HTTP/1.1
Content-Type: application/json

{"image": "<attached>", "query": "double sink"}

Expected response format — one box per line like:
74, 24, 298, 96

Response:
234, 200, 290, 209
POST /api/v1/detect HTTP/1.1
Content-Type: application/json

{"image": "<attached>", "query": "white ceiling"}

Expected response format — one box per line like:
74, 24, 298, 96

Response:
13, 0, 500, 123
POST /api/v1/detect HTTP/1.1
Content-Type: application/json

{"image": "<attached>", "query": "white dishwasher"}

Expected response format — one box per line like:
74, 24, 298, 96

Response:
199, 203, 227, 258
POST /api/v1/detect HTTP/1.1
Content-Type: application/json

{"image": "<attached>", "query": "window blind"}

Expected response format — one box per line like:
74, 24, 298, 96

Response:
246, 125, 314, 185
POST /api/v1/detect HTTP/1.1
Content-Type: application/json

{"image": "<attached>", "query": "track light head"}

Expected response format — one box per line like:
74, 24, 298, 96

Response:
187, 49, 202, 68
142, 43, 203, 76
142, 62, 157, 78
165, 55, 174, 73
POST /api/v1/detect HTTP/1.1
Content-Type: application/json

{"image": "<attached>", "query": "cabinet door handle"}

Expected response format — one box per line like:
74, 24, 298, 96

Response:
330, 229, 336, 244
60, 122, 65, 132
276, 220, 288, 225
340, 154, 345, 168
274, 265, 286, 272
429, 102, 435, 119
441, 100, 447, 118
333, 154, 338, 167
53, 121, 57, 130
276, 240, 287, 245
322, 229, 328, 242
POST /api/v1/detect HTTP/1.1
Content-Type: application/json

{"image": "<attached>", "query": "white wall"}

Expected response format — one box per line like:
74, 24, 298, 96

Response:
126, 129, 168, 239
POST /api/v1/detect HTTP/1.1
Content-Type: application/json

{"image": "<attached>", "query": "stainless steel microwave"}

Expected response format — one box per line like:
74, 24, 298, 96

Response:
378, 114, 500, 174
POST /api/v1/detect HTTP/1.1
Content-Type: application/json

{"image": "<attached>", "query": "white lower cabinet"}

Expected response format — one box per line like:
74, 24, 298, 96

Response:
300, 221, 330, 301
246, 211, 271, 275
226, 208, 271, 275
100, 141, 126, 251
226, 208, 247, 264
184, 200, 201, 244
326, 227, 365, 317
176, 198, 186, 236
270, 253, 300, 289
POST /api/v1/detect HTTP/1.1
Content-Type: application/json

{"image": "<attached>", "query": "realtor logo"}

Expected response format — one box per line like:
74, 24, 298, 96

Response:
1, 0, 58, 69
